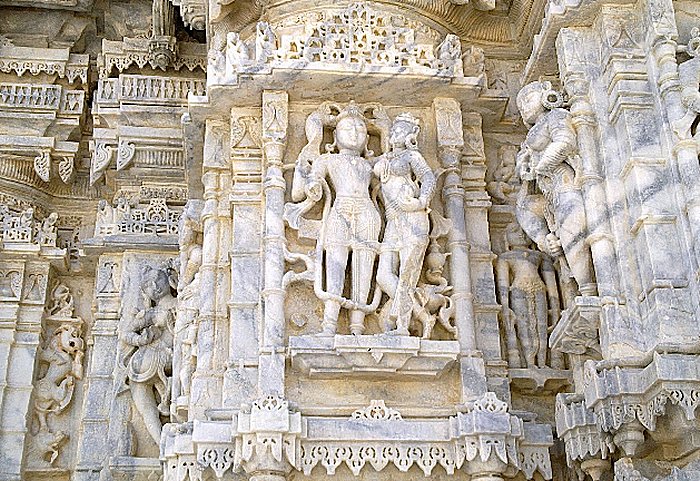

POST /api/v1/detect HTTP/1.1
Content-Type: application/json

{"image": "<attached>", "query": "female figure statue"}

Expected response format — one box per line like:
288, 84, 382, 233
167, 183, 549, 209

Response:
515, 80, 596, 298
374, 113, 436, 335
119, 265, 177, 445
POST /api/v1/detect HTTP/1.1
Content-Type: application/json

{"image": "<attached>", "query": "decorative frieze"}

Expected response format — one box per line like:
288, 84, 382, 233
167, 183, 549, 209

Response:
100, 39, 207, 79
0, 45, 88, 84
210, 3, 484, 85
93, 198, 181, 237
97, 75, 206, 106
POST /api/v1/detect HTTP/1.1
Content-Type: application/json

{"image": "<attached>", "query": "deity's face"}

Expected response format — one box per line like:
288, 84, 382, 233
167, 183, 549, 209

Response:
516, 85, 546, 127
389, 121, 415, 148
142, 269, 171, 302
335, 116, 368, 154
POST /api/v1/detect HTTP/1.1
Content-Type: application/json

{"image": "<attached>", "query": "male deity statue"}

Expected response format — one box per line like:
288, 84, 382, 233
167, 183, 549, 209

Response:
496, 223, 563, 368
514, 80, 596, 299
285, 102, 381, 336
374, 113, 437, 335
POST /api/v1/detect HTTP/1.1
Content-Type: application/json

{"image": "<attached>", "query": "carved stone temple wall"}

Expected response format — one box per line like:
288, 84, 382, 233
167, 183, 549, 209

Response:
2, 0, 700, 480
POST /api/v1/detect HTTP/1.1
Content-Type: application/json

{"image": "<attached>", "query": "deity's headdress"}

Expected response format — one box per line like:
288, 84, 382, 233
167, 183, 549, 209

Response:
392, 112, 420, 149
336, 101, 367, 124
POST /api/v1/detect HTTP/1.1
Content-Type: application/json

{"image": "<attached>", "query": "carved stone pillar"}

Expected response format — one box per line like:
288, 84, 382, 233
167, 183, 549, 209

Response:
190, 120, 229, 419
597, 6, 695, 353
556, 28, 628, 360
73, 255, 122, 481
433, 98, 486, 401
259, 91, 288, 396
461, 113, 508, 398
646, 0, 700, 328
0, 258, 50, 481
224, 111, 264, 408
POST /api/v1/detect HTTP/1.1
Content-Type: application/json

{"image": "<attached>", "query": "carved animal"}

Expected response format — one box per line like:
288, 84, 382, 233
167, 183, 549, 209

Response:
33, 325, 84, 432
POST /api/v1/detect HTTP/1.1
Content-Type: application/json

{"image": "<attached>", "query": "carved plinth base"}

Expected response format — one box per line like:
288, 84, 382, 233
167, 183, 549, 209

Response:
289, 334, 459, 378
549, 296, 601, 355
509, 367, 572, 393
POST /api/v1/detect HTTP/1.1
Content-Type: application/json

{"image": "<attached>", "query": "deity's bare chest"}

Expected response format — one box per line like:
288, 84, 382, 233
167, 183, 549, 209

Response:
327, 154, 373, 188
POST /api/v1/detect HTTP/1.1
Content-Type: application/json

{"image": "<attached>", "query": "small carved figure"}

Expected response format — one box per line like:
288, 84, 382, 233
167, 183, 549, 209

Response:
177, 200, 204, 292
497, 223, 561, 368
37, 212, 58, 246
285, 102, 382, 336
374, 113, 437, 335
47, 281, 74, 318
255, 21, 277, 63
514, 80, 596, 298
119, 264, 177, 445
114, 197, 131, 227
174, 201, 203, 403
95, 199, 115, 236
32, 324, 84, 463
227, 32, 250, 69
673, 28, 700, 140
437, 34, 461, 62
413, 240, 457, 339
19, 207, 34, 227
487, 145, 519, 205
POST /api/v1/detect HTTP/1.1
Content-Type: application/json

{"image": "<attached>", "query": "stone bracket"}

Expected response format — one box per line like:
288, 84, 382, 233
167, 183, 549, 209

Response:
549, 296, 601, 355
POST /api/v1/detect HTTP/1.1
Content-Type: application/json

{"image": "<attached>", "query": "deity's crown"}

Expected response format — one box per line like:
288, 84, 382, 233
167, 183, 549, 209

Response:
336, 101, 366, 123
394, 112, 420, 128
